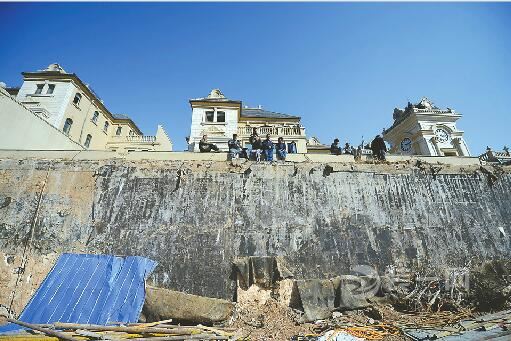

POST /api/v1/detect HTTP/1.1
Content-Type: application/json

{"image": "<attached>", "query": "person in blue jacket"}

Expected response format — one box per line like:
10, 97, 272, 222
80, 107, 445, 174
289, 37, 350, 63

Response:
262, 134, 274, 161
276, 137, 287, 161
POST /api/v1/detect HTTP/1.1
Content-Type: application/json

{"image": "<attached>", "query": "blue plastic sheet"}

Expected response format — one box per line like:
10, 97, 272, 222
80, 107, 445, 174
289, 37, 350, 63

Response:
0, 253, 157, 333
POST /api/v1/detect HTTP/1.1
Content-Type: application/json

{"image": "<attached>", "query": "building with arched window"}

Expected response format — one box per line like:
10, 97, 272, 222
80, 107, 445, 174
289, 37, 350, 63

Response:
383, 98, 470, 156
5, 64, 173, 152
188, 89, 307, 152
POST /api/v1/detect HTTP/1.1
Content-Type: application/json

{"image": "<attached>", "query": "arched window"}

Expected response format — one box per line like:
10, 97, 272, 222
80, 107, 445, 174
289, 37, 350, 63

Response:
116, 126, 122, 136
91, 111, 99, 124
63, 118, 73, 135
73, 93, 82, 106
103, 121, 109, 133
84, 134, 92, 148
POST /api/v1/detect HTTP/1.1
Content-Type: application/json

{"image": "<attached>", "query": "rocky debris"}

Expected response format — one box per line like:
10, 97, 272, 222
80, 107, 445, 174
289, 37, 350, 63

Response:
229, 287, 313, 340
143, 285, 234, 324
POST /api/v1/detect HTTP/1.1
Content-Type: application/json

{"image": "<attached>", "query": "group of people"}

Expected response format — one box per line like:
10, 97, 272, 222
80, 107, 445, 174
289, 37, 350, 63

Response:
330, 135, 387, 161
198, 128, 293, 161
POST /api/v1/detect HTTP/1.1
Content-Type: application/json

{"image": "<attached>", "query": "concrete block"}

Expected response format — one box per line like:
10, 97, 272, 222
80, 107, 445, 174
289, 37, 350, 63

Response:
143, 286, 234, 323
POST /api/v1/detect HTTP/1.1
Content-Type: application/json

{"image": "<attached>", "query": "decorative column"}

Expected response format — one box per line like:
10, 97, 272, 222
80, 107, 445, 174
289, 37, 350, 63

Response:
430, 137, 442, 156
452, 137, 464, 156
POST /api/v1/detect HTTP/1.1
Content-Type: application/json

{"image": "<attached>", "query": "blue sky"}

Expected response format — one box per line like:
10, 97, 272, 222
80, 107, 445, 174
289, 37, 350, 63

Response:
1, 2, 510, 154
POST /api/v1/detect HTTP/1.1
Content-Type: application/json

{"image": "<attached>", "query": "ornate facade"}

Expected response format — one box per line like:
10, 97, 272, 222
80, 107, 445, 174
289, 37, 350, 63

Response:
188, 89, 307, 152
7, 64, 172, 152
383, 98, 470, 157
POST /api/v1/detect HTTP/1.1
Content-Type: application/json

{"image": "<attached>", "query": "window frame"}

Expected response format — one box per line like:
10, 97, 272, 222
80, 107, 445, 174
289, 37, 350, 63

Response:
63, 118, 73, 135
73, 93, 82, 106
205, 111, 215, 123
46, 84, 55, 95
116, 126, 122, 136
91, 111, 99, 124
216, 111, 226, 123
103, 121, 110, 134
84, 134, 92, 149
34, 84, 44, 95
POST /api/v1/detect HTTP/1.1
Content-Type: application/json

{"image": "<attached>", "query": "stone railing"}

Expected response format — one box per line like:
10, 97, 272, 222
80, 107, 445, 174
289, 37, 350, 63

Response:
238, 126, 304, 137
109, 135, 157, 144
479, 150, 511, 163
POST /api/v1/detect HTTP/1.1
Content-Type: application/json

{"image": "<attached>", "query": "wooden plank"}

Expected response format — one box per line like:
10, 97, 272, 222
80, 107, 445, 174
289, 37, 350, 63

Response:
7, 319, 79, 341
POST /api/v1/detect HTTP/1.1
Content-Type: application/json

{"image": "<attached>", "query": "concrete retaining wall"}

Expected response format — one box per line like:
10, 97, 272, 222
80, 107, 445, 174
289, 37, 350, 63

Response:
0, 154, 509, 314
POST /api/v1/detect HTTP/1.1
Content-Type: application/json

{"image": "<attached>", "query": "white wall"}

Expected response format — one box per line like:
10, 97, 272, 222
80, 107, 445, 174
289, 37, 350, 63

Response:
17, 80, 74, 128
0, 88, 84, 150
189, 105, 239, 151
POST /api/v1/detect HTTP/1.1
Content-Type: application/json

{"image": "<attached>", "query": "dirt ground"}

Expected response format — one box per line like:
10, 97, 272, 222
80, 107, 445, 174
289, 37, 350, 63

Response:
227, 288, 474, 340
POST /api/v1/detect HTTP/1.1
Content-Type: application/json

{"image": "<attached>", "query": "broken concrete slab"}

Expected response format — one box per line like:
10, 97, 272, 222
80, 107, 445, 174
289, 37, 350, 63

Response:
334, 275, 374, 310
143, 286, 234, 324
233, 256, 294, 290
295, 279, 336, 322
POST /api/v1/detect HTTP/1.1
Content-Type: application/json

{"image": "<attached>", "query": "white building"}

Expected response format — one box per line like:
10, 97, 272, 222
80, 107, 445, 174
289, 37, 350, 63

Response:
4, 63, 173, 152
188, 89, 307, 152
383, 98, 470, 157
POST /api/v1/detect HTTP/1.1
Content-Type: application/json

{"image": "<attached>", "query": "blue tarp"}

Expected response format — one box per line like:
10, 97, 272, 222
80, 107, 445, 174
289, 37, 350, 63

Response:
0, 253, 157, 333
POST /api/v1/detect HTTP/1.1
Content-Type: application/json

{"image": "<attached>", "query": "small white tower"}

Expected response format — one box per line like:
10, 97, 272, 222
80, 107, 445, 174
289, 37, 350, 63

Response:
383, 98, 470, 156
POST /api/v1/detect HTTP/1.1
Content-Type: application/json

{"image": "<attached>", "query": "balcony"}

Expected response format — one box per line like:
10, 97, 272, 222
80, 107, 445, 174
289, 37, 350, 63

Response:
125, 135, 157, 143
107, 135, 158, 149
237, 125, 305, 137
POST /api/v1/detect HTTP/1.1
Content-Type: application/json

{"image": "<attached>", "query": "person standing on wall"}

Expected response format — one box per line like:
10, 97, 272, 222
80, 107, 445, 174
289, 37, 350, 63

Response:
262, 134, 274, 161
371, 135, 387, 161
276, 137, 287, 161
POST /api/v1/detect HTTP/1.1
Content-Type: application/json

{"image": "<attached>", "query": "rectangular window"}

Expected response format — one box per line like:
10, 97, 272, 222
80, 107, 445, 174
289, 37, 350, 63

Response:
91, 111, 99, 124
103, 121, 109, 133
217, 111, 226, 123
46, 84, 55, 94
116, 126, 122, 136
35, 84, 44, 94
205, 111, 214, 122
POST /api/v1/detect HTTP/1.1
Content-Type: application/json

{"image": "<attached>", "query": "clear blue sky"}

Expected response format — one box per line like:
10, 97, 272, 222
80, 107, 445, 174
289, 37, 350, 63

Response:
1, 2, 510, 154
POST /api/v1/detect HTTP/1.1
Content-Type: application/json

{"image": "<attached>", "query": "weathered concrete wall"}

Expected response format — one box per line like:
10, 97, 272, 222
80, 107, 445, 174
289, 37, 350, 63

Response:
0, 156, 510, 315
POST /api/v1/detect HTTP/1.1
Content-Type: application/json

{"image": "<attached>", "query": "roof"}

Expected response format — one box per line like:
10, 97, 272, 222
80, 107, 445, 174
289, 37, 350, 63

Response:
112, 113, 131, 120
384, 97, 459, 136
0, 253, 156, 333
190, 88, 241, 104
241, 108, 300, 119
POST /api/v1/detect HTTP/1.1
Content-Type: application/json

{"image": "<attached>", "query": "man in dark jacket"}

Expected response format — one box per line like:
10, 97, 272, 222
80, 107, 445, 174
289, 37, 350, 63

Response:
371, 135, 387, 161
262, 134, 274, 161
198, 135, 219, 152
330, 138, 342, 155
251, 135, 263, 161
